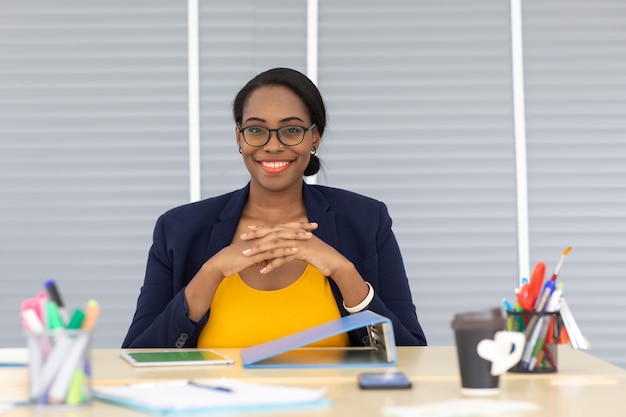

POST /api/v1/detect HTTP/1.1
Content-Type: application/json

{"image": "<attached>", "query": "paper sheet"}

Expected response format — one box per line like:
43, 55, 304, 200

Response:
0, 348, 27, 367
94, 378, 330, 415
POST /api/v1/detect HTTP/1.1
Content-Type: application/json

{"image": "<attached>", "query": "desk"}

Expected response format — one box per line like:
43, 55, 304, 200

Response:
1, 346, 625, 417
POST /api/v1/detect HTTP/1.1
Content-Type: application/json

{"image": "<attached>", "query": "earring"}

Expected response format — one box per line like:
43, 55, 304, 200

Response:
238, 147, 242, 154
311, 147, 316, 155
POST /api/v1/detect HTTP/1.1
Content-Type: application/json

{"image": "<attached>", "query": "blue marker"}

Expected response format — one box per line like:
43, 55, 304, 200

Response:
44, 280, 69, 325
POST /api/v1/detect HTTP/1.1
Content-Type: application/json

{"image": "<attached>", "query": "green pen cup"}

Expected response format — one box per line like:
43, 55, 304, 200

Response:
506, 310, 561, 373
25, 329, 93, 406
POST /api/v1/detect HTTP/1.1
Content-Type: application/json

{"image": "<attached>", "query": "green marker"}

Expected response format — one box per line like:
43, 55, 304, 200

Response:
66, 309, 86, 329
46, 301, 64, 330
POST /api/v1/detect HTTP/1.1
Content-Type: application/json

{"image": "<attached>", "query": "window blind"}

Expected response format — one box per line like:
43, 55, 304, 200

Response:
523, 0, 626, 368
0, 0, 189, 347
317, 0, 518, 345
198, 0, 308, 197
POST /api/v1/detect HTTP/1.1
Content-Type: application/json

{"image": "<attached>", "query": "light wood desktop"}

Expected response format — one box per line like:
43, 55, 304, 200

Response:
1, 346, 625, 417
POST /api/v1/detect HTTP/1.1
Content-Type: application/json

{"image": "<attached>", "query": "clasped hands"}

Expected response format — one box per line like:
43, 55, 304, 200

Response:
188, 221, 369, 320
234, 222, 371, 310
239, 222, 317, 273
246, 221, 353, 277
213, 222, 350, 279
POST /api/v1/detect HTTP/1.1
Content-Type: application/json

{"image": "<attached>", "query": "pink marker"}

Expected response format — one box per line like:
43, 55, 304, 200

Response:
20, 308, 44, 332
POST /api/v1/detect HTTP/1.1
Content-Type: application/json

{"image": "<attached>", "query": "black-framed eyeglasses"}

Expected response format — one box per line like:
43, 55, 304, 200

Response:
237, 123, 316, 147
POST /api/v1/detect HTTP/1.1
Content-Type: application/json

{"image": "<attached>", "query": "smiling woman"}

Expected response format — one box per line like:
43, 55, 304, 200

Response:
122, 68, 427, 349
236, 85, 319, 194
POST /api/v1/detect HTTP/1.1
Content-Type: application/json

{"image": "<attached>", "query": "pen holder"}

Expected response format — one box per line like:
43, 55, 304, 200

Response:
26, 329, 92, 406
506, 311, 561, 373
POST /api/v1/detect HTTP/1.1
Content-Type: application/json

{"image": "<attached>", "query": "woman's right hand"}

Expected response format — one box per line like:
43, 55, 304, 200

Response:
184, 222, 316, 321
226, 221, 318, 275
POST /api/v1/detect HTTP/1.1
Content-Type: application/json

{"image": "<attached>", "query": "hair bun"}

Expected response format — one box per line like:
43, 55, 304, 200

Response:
304, 154, 321, 177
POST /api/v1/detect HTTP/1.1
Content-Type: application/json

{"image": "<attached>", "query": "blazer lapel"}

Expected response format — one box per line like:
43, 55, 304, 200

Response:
303, 183, 339, 249
302, 183, 347, 315
206, 182, 341, 262
206, 185, 250, 257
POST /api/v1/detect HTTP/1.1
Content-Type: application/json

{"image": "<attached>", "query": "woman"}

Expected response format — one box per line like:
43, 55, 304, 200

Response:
122, 68, 426, 348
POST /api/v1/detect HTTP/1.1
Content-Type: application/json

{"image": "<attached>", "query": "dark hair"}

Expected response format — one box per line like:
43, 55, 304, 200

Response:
233, 68, 326, 176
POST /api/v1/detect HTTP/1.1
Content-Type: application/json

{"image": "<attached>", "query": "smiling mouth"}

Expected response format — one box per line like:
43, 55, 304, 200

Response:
261, 161, 289, 169
259, 160, 291, 174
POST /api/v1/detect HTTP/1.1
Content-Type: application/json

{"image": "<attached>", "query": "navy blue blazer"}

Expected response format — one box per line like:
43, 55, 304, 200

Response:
122, 182, 427, 348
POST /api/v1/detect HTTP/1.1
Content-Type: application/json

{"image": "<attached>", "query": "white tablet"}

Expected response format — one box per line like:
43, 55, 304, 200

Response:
120, 349, 235, 367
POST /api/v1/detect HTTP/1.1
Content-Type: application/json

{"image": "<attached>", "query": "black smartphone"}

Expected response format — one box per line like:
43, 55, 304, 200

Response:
357, 371, 412, 389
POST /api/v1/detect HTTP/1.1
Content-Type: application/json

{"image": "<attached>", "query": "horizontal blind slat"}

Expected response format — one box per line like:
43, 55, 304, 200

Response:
0, 1, 189, 348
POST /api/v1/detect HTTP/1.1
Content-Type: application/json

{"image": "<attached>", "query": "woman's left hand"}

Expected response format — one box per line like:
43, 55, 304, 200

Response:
240, 222, 368, 306
240, 222, 349, 276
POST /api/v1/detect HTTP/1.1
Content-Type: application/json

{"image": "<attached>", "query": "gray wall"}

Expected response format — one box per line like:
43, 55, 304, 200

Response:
1, 0, 625, 369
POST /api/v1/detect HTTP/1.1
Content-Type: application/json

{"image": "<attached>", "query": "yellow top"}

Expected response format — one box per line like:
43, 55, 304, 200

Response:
198, 264, 350, 348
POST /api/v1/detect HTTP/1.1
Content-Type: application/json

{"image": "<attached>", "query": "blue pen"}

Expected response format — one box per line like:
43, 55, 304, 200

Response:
528, 288, 563, 370
127, 380, 233, 393
189, 381, 233, 393
502, 298, 514, 312
520, 280, 557, 370
533, 281, 556, 312
524, 280, 556, 338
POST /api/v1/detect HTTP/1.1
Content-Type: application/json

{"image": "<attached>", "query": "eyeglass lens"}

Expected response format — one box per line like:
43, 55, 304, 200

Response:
242, 126, 306, 146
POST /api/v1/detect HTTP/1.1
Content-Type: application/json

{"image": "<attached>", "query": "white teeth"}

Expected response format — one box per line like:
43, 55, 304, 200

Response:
261, 161, 289, 168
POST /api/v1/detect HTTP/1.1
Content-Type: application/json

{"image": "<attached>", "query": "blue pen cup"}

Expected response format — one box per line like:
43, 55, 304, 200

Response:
506, 311, 561, 373
25, 329, 93, 406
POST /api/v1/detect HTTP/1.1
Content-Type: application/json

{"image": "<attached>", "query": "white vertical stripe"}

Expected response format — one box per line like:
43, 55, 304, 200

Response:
510, 0, 529, 284
306, 0, 319, 185
188, 0, 202, 202
306, 0, 318, 85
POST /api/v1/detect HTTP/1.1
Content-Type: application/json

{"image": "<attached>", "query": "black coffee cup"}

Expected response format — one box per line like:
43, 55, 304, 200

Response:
451, 307, 526, 395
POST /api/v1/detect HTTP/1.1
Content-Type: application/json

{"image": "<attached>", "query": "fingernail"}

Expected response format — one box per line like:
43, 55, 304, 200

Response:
291, 247, 298, 252
242, 249, 251, 255
260, 267, 267, 274
240, 233, 248, 238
